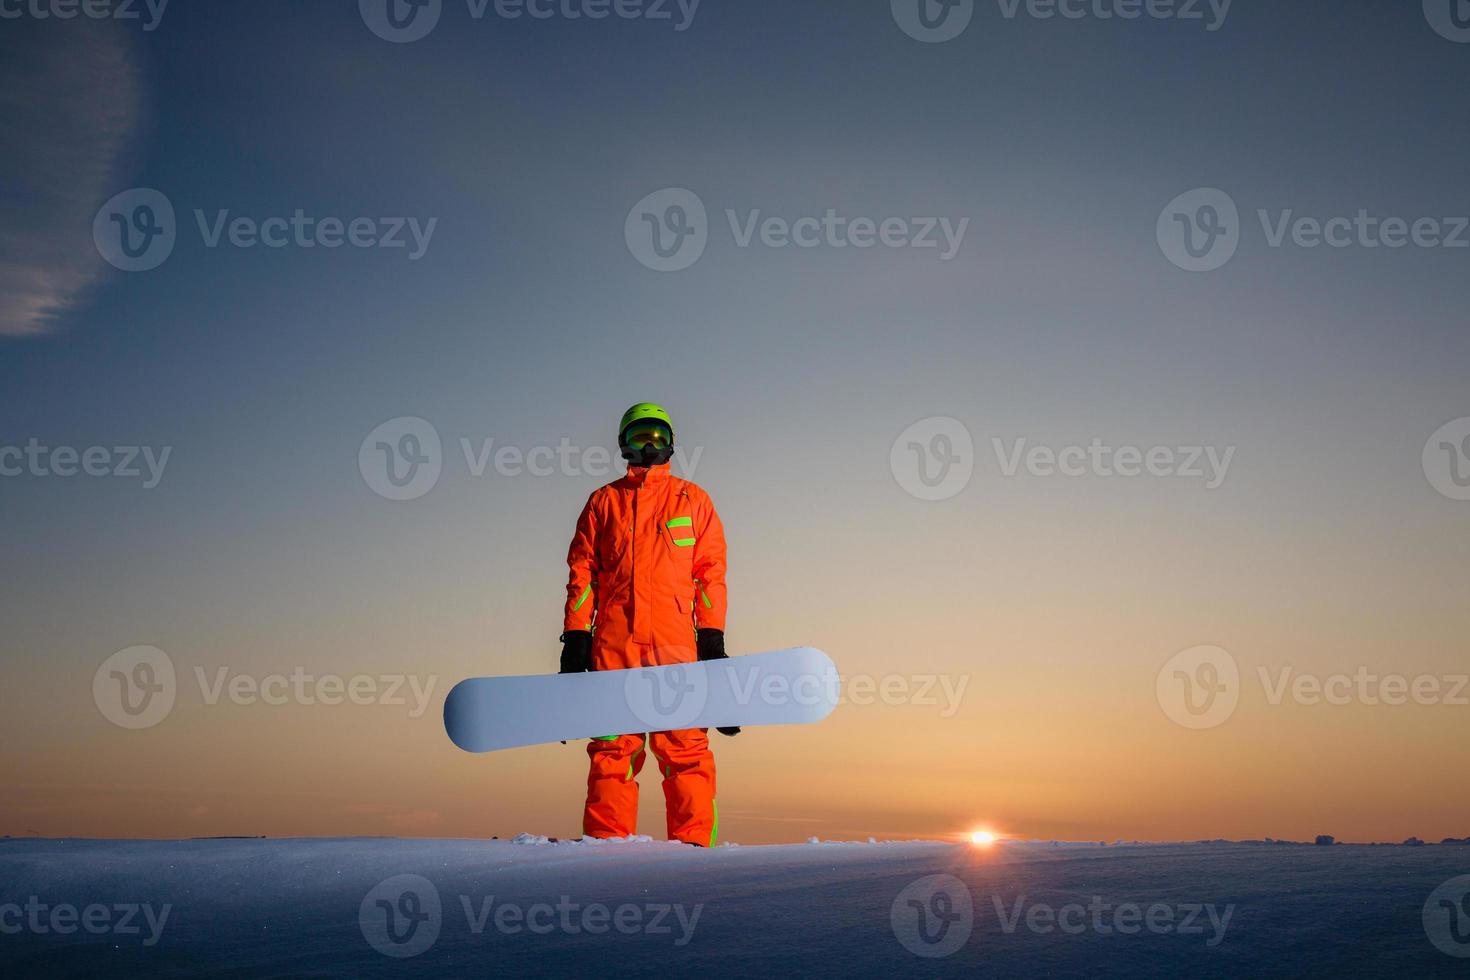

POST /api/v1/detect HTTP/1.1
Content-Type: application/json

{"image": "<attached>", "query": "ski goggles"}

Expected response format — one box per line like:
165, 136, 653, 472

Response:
621, 420, 672, 450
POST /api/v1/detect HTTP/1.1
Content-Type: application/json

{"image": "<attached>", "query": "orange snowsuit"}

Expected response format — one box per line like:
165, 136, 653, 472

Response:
563, 462, 727, 845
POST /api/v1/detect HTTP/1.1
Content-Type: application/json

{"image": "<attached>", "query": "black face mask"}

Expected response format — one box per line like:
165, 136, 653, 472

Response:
623, 443, 674, 468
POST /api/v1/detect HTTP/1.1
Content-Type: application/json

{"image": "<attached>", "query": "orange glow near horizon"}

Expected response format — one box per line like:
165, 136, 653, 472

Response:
3, 448, 1469, 846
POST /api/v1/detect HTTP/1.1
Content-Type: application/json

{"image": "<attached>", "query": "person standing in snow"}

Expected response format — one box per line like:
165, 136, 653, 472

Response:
558, 403, 739, 847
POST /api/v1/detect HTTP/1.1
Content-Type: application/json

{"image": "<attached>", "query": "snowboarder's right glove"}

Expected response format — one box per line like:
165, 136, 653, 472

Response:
695, 628, 726, 662
559, 630, 592, 673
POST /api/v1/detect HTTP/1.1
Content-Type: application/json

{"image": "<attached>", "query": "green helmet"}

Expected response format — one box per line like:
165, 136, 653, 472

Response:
619, 402, 673, 438
618, 402, 675, 466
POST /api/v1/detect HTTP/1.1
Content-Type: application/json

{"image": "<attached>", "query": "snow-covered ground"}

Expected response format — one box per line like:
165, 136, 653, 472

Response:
2, 836, 1467, 977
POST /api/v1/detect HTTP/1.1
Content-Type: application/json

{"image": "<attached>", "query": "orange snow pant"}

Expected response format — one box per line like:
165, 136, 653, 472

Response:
584, 728, 717, 846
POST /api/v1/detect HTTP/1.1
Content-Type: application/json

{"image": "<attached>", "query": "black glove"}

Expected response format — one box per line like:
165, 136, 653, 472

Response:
696, 630, 740, 736
559, 630, 592, 674
696, 628, 726, 662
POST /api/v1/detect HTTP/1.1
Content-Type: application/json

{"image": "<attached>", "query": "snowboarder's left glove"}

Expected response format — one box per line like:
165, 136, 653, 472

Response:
715, 725, 741, 737
559, 630, 592, 673
696, 628, 726, 662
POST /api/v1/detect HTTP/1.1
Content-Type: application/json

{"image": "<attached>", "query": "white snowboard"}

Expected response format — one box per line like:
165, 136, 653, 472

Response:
444, 647, 837, 752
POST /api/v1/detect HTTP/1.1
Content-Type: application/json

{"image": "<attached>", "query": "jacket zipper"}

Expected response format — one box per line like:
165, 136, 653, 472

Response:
631, 486, 638, 643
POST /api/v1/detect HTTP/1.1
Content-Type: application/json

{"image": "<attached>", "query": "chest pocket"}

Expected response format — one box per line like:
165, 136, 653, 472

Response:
662, 515, 698, 562
663, 515, 696, 549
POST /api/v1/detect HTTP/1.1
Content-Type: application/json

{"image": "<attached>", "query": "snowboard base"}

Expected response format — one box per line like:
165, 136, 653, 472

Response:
445, 647, 837, 753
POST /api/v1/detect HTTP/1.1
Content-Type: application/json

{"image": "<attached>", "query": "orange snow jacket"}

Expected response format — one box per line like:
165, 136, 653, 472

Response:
563, 464, 727, 670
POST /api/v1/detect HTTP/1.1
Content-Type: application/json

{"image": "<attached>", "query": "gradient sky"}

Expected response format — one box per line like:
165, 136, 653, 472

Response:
2, 1, 1468, 845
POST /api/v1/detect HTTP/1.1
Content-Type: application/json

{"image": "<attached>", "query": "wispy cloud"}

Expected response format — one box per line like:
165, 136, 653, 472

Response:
0, 20, 142, 336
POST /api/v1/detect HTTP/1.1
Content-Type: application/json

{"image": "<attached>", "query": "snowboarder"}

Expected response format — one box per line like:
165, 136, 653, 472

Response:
559, 403, 738, 846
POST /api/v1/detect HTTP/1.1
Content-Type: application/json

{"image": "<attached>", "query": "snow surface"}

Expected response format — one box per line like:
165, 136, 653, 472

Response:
1, 836, 1467, 978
